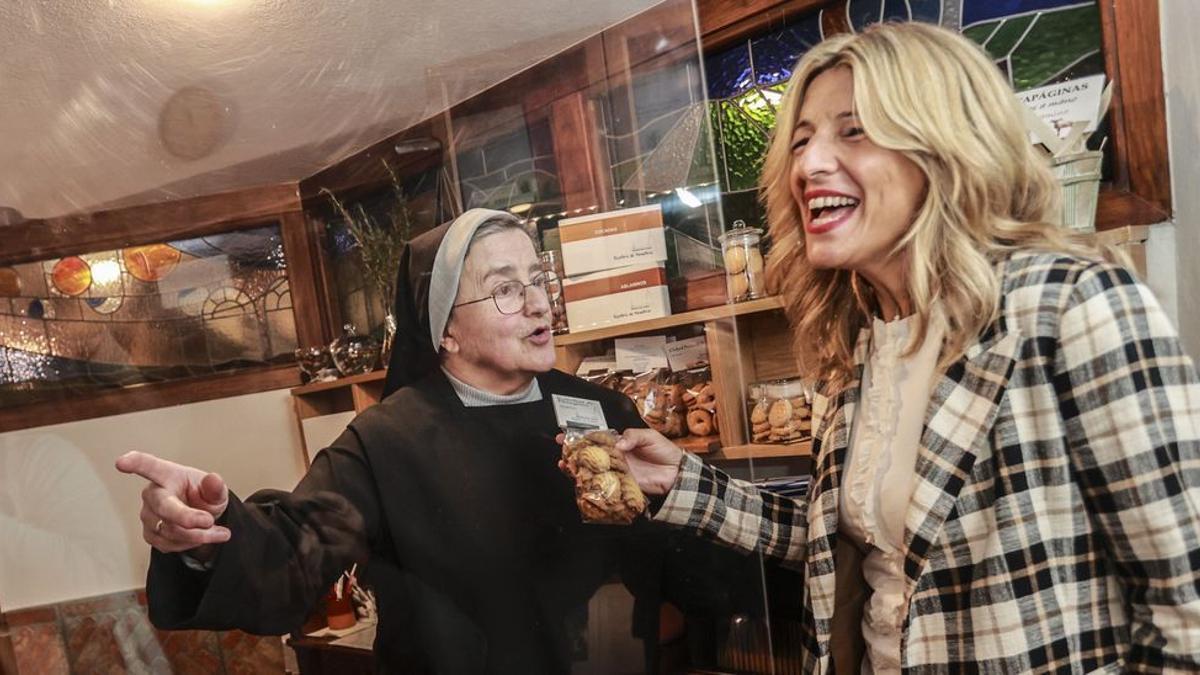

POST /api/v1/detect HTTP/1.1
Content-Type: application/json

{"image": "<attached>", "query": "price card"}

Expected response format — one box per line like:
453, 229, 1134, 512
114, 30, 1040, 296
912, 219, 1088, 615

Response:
575, 354, 618, 376
615, 335, 669, 372
665, 335, 709, 371
552, 394, 609, 430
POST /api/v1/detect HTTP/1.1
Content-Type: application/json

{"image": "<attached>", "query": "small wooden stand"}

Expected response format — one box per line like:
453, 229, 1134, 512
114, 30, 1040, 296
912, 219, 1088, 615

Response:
290, 371, 386, 466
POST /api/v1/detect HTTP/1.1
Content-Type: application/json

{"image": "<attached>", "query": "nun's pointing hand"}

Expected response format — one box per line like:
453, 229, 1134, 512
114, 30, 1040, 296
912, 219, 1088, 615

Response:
115, 451, 231, 559
615, 428, 684, 496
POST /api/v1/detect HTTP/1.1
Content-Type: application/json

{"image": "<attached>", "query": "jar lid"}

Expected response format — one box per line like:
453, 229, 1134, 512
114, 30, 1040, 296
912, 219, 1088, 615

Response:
718, 220, 762, 243
763, 377, 805, 399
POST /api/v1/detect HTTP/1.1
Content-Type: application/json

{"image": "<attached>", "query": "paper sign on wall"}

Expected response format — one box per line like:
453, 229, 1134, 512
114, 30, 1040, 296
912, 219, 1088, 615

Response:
615, 335, 669, 372
1017, 74, 1105, 141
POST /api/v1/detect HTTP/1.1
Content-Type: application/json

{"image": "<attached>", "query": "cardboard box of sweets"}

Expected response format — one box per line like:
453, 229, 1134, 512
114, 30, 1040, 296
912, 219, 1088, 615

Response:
562, 262, 671, 331
559, 204, 667, 277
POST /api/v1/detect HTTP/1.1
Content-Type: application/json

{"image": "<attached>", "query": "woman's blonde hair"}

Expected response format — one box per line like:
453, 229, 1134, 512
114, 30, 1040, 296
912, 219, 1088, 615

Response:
761, 21, 1094, 389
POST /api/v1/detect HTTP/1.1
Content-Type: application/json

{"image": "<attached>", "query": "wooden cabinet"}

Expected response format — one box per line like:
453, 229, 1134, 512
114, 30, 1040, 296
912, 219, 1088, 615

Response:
554, 295, 811, 461
286, 294, 809, 466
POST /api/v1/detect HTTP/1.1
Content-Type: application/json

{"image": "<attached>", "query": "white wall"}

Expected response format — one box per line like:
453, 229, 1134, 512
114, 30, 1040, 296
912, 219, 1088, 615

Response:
1161, 0, 1200, 357
0, 388, 306, 611
1144, 222, 1178, 325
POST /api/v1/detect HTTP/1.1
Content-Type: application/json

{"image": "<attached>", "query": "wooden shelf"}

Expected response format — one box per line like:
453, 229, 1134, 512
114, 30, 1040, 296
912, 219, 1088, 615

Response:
717, 440, 812, 460
555, 296, 784, 345
677, 434, 721, 454
290, 369, 388, 468
291, 369, 386, 396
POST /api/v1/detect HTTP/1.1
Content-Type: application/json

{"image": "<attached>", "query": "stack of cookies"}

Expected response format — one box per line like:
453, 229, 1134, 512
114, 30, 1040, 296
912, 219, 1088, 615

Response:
718, 222, 767, 303
723, 243, 766, 301
681, 381, 719, 437
748, 381, 811, 444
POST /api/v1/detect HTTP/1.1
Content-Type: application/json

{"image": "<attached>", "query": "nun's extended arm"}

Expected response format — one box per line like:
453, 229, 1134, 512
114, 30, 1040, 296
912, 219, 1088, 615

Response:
144, 426, 379, 635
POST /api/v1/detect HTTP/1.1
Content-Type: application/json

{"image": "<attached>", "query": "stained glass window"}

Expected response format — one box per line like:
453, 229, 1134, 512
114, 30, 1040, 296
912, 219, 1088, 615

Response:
703, 0, 1103, 227
456, 117, 563, 217
703, 11, 823, 226
589, 59, 726, 280
961, 1, 1103, 91
0, 225, 296, 409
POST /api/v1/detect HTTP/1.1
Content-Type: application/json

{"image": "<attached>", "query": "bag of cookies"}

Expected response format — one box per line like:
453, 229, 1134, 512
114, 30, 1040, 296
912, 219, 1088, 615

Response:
560, 428, 648, 525
679, 365, 719, 437
641, 369, 689, 439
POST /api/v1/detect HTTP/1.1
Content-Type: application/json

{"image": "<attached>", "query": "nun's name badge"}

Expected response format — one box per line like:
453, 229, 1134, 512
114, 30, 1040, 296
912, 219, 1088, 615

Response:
552, 394, 608, 430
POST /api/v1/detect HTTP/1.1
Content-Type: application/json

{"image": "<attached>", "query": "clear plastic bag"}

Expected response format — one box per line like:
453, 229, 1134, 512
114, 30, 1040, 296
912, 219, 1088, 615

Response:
680, 365, 718, 437
640, 369, 687, 439
560, 428, 647, 525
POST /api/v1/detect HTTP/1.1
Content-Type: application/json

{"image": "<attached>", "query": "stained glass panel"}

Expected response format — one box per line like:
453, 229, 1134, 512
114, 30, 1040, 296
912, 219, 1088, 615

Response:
703, 0, 1103, 223
706, 11, 813, 204
0, 225, 296, 409
456, 119, 561, 214
882, 0, 909, 21
598, 59, 709, 201
704, 43, 752, 100
961, 0, 1088, 26
907, 0, 942, 23
748, 16, 823, 88
719, 100, 770, 193
1007, 4, 1103, 89
848, 0, 885, 33
974, 14, 1037, 57
962, 3, 1103, 89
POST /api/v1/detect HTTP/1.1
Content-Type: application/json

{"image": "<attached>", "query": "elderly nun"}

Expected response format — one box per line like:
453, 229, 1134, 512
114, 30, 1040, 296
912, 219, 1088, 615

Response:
116, 210, 702, 674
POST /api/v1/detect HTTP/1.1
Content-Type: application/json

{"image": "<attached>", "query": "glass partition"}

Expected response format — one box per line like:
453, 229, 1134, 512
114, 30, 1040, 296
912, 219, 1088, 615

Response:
0, 1, 797, 674
0, 1, 1167, 674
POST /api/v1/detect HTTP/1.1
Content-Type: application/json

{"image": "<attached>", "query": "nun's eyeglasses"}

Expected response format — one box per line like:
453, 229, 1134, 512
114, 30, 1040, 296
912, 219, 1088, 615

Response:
452, 274, 551, 315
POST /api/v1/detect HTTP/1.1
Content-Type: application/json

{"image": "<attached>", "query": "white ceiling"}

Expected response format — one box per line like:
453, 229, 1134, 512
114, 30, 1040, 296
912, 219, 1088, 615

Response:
0, 0, 666, 219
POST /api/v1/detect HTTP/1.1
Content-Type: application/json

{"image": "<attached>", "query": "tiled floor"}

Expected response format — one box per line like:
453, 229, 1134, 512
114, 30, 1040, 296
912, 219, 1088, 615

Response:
4, 589, 285, 674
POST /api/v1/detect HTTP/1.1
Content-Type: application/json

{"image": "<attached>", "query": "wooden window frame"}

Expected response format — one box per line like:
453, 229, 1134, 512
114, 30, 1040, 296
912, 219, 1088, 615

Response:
696, 0, 1171, 229
0, 183, 329, 432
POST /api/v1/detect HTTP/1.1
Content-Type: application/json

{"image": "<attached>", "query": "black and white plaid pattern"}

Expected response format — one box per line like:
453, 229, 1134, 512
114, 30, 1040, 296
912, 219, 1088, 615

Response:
655, 252, 1200, 673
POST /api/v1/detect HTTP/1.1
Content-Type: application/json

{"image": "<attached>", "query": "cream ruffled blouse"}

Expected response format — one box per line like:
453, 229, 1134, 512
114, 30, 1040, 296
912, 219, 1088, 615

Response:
839, 308, 944, 674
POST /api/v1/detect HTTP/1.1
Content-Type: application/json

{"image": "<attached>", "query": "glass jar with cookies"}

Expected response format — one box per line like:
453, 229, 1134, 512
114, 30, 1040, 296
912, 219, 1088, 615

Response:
747, 377, 812, 445
718, 221, 766, 303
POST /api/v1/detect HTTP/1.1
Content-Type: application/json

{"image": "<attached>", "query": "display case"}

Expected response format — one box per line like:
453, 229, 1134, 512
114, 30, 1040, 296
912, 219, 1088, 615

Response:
284, 1, 820, 669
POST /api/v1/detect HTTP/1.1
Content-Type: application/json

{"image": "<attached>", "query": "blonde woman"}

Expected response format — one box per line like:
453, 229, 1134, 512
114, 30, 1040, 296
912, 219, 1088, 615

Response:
620, 22, 1200, 673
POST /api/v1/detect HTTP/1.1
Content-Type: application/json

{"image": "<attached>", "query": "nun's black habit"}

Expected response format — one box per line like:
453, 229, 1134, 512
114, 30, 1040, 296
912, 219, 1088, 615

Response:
142, 216, 717, 674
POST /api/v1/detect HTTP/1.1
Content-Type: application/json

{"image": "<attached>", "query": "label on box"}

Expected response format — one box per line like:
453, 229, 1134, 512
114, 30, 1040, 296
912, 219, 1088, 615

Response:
559, 205, 667, 276
552, 394, 609, 430
563, 264, 668, 302
563, 263, 672, 332
615, 335, 669, 372
665, 335, 709, 371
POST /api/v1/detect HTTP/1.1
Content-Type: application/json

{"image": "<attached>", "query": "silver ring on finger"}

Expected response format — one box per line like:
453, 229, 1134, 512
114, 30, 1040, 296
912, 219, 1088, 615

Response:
154, 518, 165, 534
